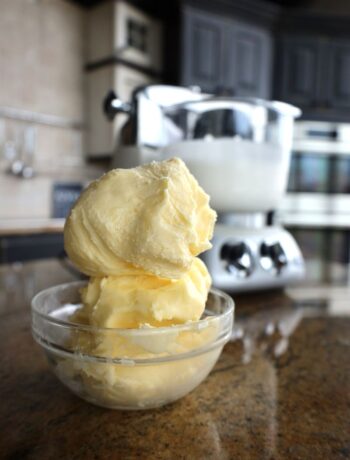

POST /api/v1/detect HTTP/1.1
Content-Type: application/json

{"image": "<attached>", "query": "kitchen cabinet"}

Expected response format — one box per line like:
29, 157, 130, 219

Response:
327, 40, 350, 110
86, 64, 155, 157
275, 35, 350, 112
226, 22, 272, 98
0, 234, 64, 264
182, 8, 227, 93
275, 36, 323, 108
181, 7, 272, 98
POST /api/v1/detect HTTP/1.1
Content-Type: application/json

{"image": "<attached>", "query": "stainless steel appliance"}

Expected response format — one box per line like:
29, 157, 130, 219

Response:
104, 85, 304, 292
278, 121, 350, 283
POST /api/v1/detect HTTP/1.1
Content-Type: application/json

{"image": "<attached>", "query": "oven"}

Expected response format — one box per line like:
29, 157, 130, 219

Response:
277, 121, 350, 284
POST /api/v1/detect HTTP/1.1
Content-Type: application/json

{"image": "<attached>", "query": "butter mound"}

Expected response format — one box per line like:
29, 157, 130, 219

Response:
73, 258, 211, 329
64, 158, 216, 279
60, 158, 221, 409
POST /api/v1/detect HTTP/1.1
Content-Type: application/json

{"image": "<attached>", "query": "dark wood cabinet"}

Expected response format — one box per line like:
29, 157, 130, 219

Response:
178, 3, 350, 118
0, 234, 64, 264
181, 7, 272, 98
276, 36, 323, 107
327, 41, 350, 110
182, 8, 226, 93
226, 22, 272, 98
275, 35, 350, 113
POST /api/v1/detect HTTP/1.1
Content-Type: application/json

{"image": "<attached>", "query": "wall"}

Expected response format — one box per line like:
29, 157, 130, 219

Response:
0, 0, 102, 220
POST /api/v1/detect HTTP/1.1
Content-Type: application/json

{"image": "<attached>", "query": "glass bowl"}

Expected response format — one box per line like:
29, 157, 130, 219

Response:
31, 281, 234, 410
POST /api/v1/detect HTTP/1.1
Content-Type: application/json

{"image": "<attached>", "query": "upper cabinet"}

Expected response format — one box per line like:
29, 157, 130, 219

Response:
275, 36, 323, 108
181, 7, 272, 98
226, 22, 272, 98
327, 40, 350, 110
182, 9, 227, 93
275, 35, 350, 113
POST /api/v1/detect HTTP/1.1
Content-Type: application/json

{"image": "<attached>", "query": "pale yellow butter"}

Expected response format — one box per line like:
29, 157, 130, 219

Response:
64, 158, 216, 280
74, 258, 211, 329
62, 158, 219, 408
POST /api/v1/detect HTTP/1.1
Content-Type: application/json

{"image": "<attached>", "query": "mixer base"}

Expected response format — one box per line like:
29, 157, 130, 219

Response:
202, 225, 305, 293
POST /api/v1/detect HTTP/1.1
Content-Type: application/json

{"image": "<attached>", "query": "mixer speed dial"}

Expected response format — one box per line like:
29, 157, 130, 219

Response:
220, 242, 254, 278
260, 242, 287, 274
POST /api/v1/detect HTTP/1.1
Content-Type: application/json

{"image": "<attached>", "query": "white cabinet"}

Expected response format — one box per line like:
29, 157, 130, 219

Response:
86, 65, 155, 157
86, 1, 162, 158
87, 1, 163, 73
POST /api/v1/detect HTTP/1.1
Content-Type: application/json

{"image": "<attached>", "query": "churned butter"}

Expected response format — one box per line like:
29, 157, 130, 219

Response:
73, 257, 211, 329
61, 158, 219, 408
64, 158, 216, 280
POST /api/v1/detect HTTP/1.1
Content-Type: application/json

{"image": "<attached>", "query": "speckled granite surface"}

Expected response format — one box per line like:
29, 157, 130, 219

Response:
1, 260, 349, 460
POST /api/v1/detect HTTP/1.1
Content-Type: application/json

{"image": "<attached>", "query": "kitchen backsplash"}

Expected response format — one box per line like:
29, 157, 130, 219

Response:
0, 0, 105, 220
0, 0, 84, 120
0, 119, 84, 174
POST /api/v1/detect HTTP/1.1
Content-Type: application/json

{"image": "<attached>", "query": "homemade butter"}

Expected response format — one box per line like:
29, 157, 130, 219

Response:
64, 158, 216, 280
62, 158, 218, 408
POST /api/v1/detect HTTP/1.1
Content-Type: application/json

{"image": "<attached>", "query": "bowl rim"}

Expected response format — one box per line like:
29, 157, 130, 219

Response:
31, 281, 235, 335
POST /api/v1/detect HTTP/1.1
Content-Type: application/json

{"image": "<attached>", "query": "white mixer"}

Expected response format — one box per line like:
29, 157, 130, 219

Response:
104, 85, 304, 292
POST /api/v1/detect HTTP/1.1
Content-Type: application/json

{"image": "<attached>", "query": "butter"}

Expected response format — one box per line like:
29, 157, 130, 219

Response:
58, 345, 221, 409
64, 158, 216, 280
73, 257, 211, 329
61, 158, 219, 409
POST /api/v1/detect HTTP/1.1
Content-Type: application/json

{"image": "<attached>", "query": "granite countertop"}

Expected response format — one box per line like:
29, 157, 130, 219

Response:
1, 259, 350, 460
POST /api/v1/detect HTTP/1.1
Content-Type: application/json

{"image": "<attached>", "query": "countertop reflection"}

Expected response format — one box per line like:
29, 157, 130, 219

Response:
1, 259, 349, 460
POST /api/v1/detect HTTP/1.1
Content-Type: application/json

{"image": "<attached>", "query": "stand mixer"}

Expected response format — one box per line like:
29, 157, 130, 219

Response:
104, 85, 304, 292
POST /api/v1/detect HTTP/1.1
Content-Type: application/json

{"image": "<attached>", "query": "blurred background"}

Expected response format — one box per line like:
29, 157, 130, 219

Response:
1, 0, 350, 290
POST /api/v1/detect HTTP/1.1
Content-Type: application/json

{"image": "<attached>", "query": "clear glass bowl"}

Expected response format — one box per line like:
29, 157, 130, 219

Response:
31, 281, 234, 410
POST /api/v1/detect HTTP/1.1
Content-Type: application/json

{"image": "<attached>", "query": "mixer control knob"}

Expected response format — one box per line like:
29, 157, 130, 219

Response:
220, 242, 253, 278
260, 242, 287, 274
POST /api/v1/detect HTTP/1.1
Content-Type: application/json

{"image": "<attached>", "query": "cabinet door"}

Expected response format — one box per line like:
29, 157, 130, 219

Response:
275, 36, 322, 107
225, 21, 272, 98
181, 7, 226, 93
327, 40, 350, 110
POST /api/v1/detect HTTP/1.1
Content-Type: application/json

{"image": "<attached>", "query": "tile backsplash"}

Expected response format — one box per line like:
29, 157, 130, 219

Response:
0, 119, 85, 175
0, 0, 85, 120
0, 175, 52, 219
0, 0, 104, 221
